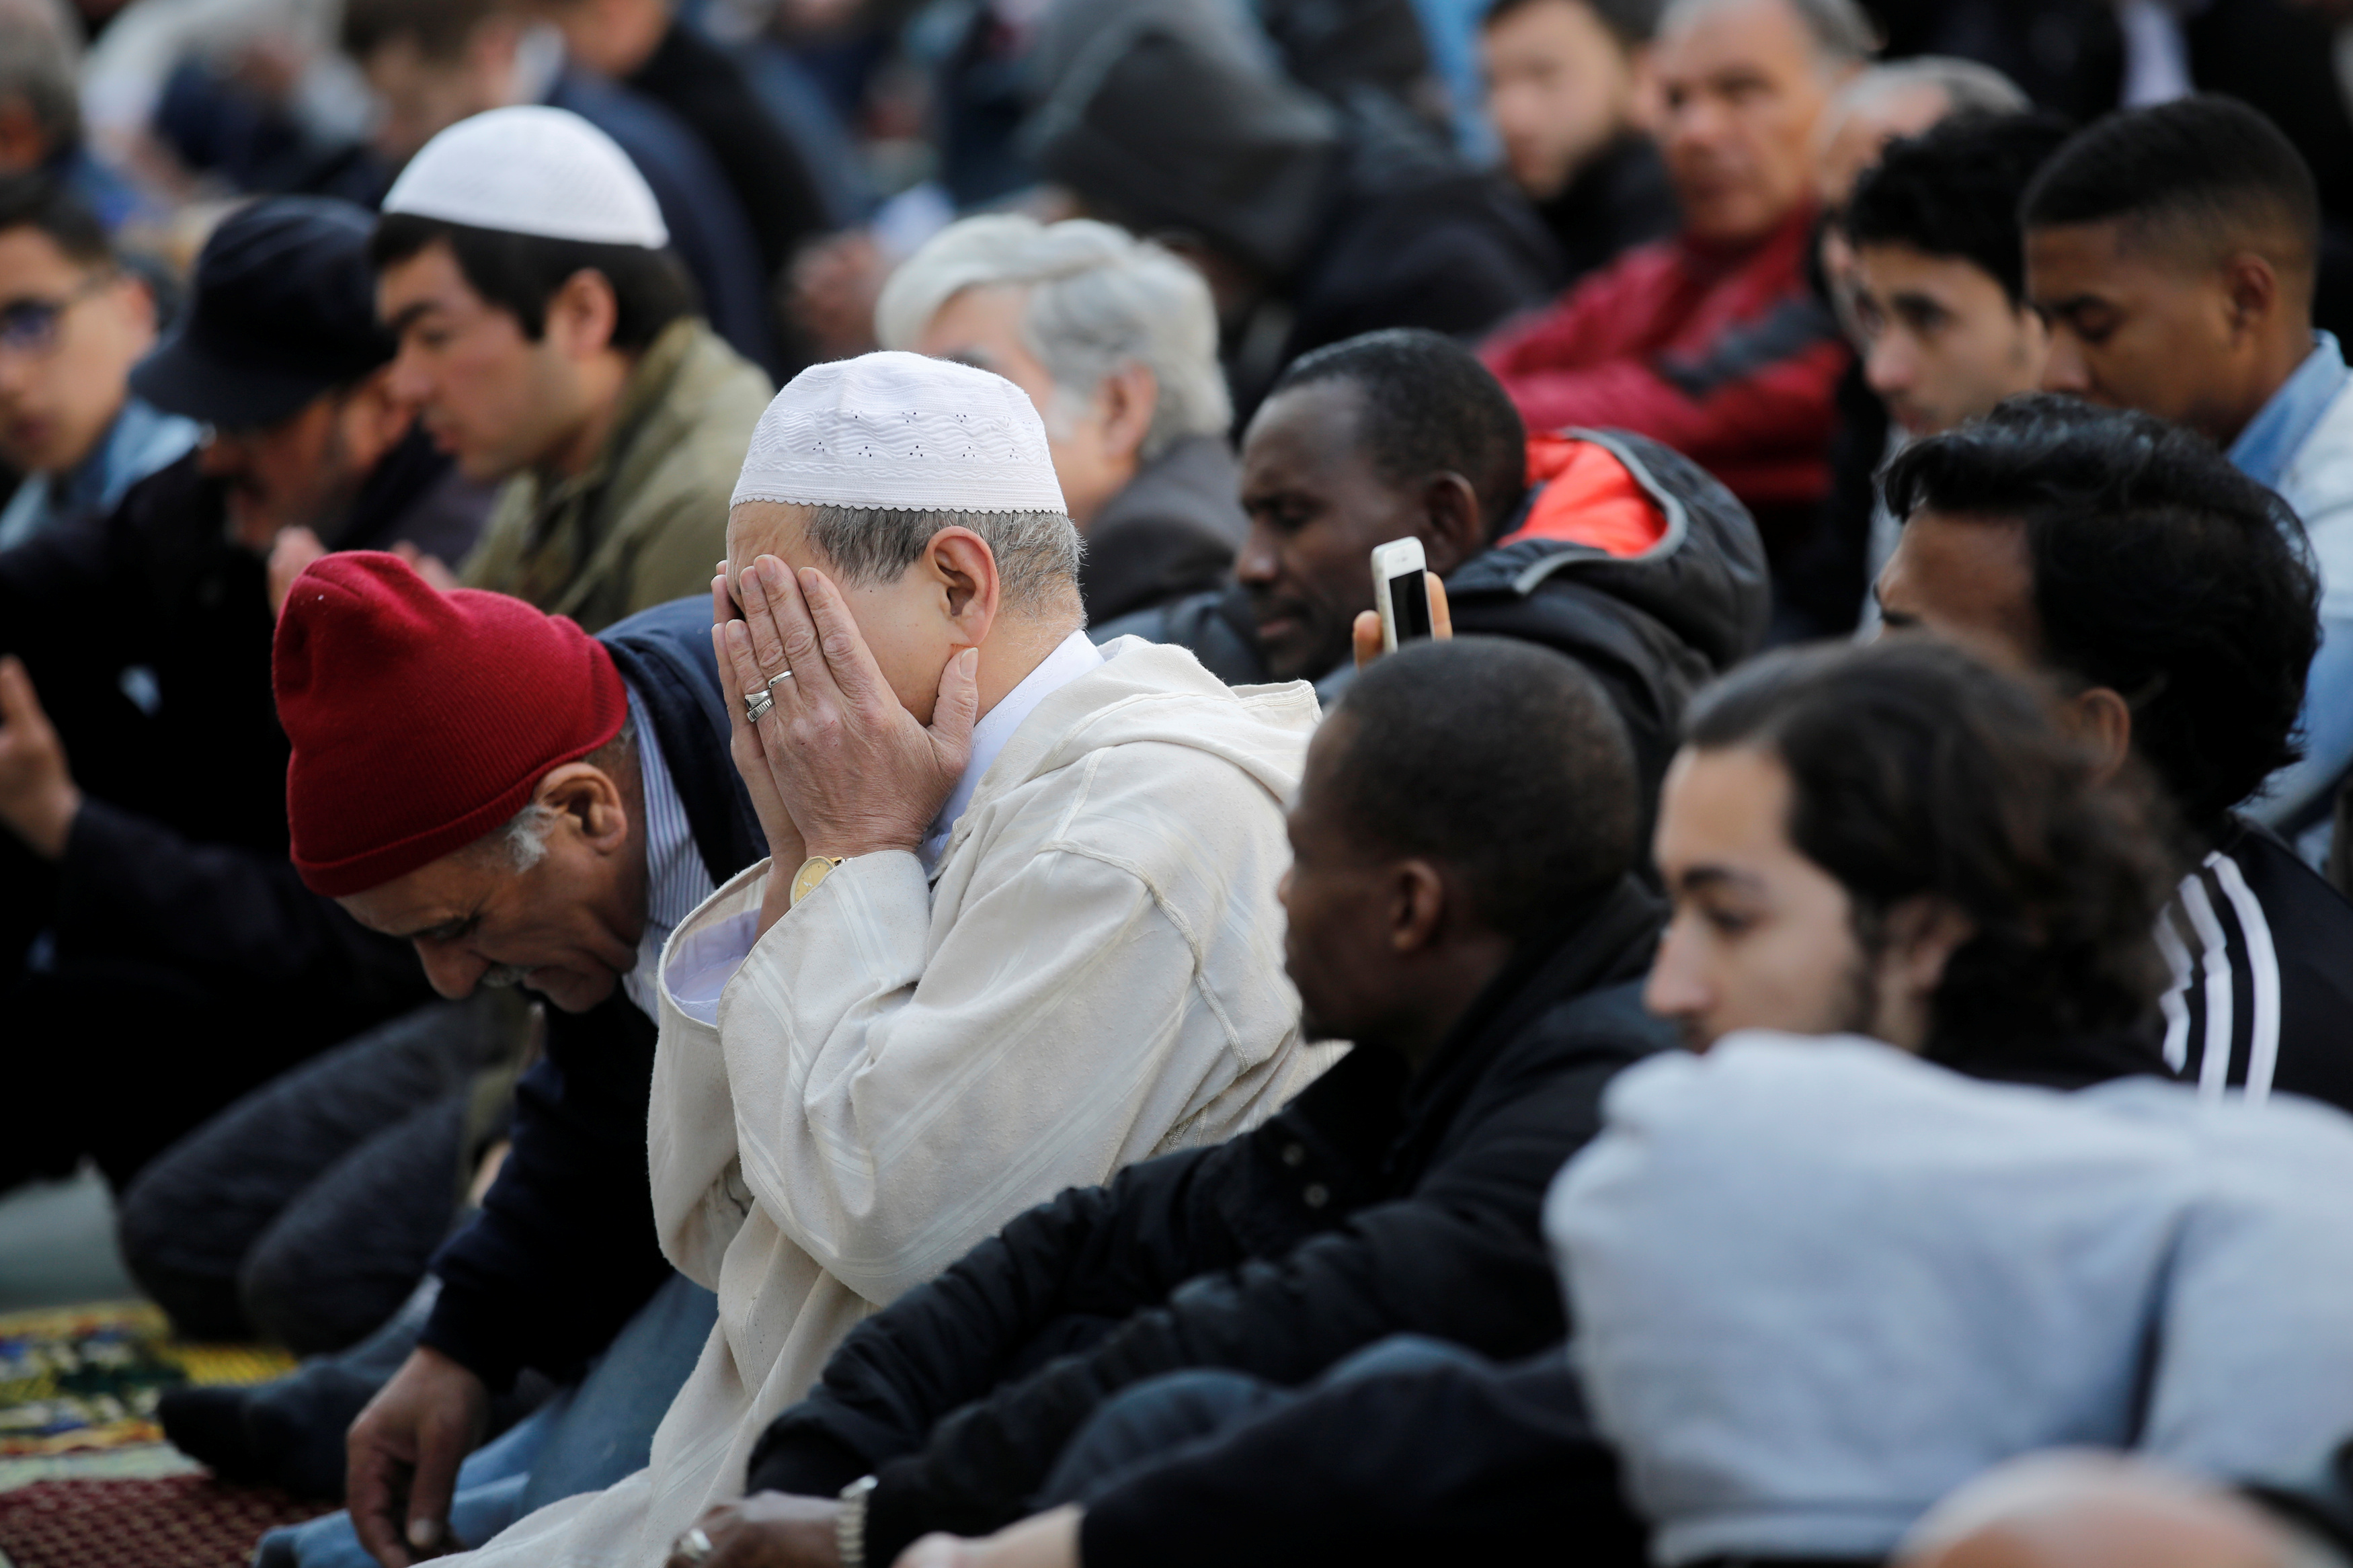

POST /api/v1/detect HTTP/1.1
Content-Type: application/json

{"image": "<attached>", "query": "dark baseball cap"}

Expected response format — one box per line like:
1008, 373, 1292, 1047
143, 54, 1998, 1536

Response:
131, 197, 396, 431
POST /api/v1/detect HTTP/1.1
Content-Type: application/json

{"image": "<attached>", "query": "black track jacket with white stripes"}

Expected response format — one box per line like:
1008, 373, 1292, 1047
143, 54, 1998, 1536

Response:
2157, 817, 2353, 1114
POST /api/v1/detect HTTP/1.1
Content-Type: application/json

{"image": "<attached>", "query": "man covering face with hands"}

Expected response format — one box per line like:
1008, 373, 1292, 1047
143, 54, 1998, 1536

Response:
417, 350, 1333, 1568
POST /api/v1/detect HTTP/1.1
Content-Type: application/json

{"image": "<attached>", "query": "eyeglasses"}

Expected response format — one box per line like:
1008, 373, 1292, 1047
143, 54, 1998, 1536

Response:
0, 272, 116, 358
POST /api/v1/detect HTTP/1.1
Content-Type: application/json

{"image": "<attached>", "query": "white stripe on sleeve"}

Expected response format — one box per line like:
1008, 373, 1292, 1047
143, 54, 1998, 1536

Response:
2207, 850, 2281, 1104
2153, 897, 2195, 1075
2176, 872, 2237, 1100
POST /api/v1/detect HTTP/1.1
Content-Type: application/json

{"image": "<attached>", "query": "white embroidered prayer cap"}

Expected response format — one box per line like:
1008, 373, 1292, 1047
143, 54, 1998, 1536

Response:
382, 106, 668, 249
731, 350, 1069, 514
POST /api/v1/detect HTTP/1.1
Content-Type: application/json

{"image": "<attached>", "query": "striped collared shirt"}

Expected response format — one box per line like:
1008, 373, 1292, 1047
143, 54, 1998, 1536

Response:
621, 686, 715, 1020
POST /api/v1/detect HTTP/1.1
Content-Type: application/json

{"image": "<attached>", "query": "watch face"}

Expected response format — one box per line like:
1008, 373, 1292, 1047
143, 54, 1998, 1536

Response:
792, 856, 839, 906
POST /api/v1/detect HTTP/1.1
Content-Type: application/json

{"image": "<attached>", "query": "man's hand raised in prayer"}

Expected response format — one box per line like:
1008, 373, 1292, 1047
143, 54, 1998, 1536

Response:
346, 1345, 489, 1567
715, 554, 979, 934
0, 656, 81, 859
1349, 577, 1452, 671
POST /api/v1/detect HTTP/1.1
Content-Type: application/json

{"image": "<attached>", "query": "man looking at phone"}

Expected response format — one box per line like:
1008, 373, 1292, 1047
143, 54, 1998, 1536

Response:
1098, 327, 1769, 797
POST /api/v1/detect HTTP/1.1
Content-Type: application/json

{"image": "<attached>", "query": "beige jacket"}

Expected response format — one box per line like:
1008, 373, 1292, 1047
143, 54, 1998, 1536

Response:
450, 638, 1340, 1565
460, 319, 770, 633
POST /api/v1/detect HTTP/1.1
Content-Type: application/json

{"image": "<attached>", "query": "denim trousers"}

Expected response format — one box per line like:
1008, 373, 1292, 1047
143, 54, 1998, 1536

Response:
1036, 1333, 1488, 1506
253, 1272, 718, 1567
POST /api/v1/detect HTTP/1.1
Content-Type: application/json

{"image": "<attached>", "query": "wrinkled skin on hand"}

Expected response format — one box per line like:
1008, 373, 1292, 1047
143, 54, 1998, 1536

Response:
345, 1345, 489, 1567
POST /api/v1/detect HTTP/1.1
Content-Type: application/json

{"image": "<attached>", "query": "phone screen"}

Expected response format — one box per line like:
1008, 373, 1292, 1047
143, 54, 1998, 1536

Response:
1388, 568, 1433, 642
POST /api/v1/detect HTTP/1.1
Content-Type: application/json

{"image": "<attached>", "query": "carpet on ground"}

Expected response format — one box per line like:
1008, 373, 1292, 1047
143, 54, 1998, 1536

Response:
0, 1303, 328, 1567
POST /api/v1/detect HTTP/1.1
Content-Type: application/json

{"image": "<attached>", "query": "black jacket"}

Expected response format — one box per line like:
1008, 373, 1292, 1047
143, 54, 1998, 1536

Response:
1025, 5, 1555, 421
629, 19, 828, 296
1262, 89, 1560, 415
0, 436, 480, 1020
1444, 429, 1769, 811
1078, 436, 1248, 624
1096, 429, 1771, 808
1531, 132, 1680, 294
2160, 815, 2353, 1118
1080, 1350, 1645, 1568
1767, 358, 1890, 643
417, 596, 763, 1390
742, 878, 1673, 1561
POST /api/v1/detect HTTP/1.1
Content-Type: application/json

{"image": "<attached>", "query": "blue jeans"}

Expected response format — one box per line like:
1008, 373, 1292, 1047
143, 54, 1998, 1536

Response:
1037, 1335, 1487, 1505
255, 1272, 717, 1566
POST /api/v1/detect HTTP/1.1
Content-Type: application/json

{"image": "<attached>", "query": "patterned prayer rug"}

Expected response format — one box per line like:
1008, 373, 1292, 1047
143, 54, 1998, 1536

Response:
0, 1473, 334, 1567
0, 1302, 294, 1464
0, 1302, 315, 1565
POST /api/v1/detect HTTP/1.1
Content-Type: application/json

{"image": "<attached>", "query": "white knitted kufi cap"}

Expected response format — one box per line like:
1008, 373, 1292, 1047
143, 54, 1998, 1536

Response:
382, 106, 668, 249
731, 351, 1069, 514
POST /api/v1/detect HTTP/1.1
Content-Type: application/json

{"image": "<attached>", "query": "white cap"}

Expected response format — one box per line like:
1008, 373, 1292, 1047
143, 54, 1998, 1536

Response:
731, 352, 1069, 514
382, 106, 668, 249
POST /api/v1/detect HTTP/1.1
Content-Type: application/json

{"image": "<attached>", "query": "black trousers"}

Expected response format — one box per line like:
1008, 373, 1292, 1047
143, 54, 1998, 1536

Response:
115, 992, 527, 1353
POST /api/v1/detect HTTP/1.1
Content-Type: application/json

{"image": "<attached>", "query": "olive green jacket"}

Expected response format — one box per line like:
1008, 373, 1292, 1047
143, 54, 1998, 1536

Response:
461, 319, 771, 632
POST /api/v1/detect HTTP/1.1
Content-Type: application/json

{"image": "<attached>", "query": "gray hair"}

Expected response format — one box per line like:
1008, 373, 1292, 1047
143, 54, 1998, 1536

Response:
800, 504, 1083, 618
0, 0, 82, 155
1660, 0, 1878, 68
1835, 55, 2028, 118
472, 713, 637, 876
873, 214, 1232, 462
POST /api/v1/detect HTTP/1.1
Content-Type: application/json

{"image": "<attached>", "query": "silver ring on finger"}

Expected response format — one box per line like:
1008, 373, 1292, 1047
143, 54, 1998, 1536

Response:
743, 689, 774, 725
765, 669, 795, 690
677, 1526, 715, 1564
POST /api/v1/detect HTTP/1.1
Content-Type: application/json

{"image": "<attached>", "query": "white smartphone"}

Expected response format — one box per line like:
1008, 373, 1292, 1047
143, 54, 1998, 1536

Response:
1371, 537, 1435, 653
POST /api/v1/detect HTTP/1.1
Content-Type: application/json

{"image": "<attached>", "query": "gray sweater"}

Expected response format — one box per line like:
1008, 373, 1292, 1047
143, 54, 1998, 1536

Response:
1546, 1034, 2353, 1565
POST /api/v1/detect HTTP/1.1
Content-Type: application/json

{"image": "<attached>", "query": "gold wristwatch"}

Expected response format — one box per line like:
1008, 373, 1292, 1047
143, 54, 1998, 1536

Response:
789, 854, 846, 908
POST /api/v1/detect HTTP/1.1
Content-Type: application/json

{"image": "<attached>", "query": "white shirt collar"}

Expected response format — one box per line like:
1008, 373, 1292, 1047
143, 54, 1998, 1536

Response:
919, 628, 1104, 872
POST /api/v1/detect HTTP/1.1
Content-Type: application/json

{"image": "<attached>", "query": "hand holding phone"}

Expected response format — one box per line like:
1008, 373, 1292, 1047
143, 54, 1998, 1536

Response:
1355, 540, 1452, 670
1371, 538, 1435, 652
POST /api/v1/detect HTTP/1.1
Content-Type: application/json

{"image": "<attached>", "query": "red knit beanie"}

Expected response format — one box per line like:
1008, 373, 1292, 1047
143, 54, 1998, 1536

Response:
274, 552, 629, 897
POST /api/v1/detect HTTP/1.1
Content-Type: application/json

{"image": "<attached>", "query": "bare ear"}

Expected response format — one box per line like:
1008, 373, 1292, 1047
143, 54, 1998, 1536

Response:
534, 760, 629, 854
2065, 686, 2135, 786
547, 268, 620, 358
1421, 472, 1486, 575
1388, 858, 1449, 956
1096, 363, 1160, 464
352, 364, 415, 449
1878, 892, 1977, 1020
2222, 251, 2280, 339
924, 526, 1003, 643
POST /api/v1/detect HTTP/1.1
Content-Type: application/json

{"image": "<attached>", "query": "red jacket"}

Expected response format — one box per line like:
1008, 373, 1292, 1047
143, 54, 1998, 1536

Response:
1480, 206, 1848, 550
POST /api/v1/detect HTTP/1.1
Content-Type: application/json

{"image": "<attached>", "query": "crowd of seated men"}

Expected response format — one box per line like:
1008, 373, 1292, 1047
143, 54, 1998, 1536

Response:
4, 0, 2353, 1564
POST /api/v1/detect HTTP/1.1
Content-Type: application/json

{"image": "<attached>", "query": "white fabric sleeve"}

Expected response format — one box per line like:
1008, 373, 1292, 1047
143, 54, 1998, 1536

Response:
712, 843, 1240, 1305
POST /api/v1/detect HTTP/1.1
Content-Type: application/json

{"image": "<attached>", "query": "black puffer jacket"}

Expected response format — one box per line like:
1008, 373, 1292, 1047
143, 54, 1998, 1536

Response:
1096, 428, 1771, 807
742, 878, 1673, 1563
1447, 428, 1770, 809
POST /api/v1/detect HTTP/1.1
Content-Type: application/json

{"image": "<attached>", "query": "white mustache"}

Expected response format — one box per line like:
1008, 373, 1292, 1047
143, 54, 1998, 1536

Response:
479, 964, 531, 988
